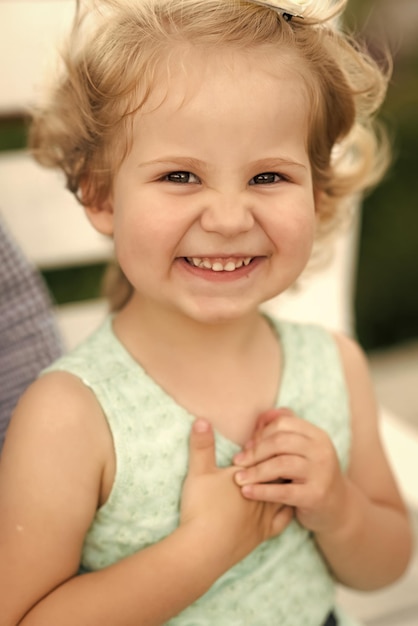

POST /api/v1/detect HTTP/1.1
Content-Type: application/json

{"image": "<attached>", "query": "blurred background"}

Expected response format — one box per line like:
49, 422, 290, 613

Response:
347, 0, 418, 352
346, 0, 418, 442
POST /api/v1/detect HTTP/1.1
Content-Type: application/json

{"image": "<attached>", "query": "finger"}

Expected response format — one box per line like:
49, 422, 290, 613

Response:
254, 408, 283, 434
271, 505, 294, 537
240, 481, 300, 506
255, 407, 295, 433
188, 419, 216, 475
245, 407, 302, 451
249, 407, 294, 446
234, 431, 308, 468
256, 412, 320, 446
235, 454, 306, 486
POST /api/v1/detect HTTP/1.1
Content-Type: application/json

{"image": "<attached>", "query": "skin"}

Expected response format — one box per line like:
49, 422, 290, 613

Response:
0, 44, 412, 625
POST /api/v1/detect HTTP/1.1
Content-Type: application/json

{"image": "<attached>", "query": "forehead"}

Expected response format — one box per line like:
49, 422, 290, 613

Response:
135, 43, 310, 126
122, 45, 312, 175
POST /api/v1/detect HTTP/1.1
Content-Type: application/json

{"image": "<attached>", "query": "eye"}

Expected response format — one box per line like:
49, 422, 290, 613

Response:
249, 172, 283, 185
163, 171, 200, 184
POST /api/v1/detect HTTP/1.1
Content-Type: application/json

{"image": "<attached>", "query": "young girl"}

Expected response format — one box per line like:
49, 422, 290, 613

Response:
0, 0, 412, 624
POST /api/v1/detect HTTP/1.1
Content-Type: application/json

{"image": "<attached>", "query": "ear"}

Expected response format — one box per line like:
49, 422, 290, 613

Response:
84, 196, 115, 236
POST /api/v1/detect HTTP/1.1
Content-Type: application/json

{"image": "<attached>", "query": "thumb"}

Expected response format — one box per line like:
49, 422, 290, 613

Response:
255, 407, 294, 434
270, 505, 294, 538
188, 419, 216, 476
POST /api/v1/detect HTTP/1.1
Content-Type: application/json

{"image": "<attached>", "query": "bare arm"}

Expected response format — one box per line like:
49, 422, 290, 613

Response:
314, 333, 413, 589
233, 334, 413, 590
0, 374, 292, 626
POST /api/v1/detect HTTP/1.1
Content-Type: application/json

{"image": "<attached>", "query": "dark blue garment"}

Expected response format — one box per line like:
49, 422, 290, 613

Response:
0, 218, 63, 452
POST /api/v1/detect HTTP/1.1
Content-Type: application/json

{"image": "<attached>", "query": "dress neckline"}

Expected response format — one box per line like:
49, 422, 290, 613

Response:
102, 314, 290, 455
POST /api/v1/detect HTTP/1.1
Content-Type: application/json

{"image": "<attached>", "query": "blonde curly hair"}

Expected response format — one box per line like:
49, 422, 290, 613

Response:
30, 0, 391, 310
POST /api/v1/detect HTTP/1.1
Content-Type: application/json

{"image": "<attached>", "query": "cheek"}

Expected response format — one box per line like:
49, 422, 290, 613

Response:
270, 202, 316, 255
112, 203, 181, 277
297, 211, 316, 250
110, 206, 147, 276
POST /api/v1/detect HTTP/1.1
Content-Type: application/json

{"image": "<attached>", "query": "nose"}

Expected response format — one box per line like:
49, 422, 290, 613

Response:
200, 192, 255, 237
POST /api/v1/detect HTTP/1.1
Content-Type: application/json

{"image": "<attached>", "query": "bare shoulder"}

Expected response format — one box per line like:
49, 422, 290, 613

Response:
332, 332, 377, 424
332, 332, 370, 384
3, 370, 112, 474
0, 371, 113, 625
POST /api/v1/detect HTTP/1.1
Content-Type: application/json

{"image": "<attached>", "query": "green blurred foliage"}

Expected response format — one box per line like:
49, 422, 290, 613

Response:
356, 96, 418, 348
348, 2, 418, 349
0, 117, 28, 151
42, 264, 107, 306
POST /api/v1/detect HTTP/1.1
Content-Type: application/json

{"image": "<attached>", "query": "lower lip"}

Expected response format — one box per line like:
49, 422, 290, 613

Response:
176, 257, 264, 282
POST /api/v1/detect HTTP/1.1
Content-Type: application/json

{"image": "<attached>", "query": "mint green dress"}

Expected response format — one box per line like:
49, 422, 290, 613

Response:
45, 315, 362, 625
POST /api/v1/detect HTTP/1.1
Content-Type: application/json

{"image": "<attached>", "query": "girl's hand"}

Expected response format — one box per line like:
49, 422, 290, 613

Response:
181, 419, 293, 569
233, 408, 350, 535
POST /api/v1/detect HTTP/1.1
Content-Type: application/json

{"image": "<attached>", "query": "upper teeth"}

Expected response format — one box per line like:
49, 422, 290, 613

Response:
187, 257, 253, 271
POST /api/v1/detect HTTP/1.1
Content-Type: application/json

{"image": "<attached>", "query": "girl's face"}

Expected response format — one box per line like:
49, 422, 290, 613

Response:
93, 46, 316, 325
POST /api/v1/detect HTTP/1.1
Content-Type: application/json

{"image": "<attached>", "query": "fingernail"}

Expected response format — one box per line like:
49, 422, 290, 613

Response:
241, 485, 253, 497
235, 471, 247, 485
194, 419, 210, 433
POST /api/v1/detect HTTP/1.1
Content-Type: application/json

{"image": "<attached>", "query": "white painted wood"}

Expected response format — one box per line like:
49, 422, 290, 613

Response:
0, 0, 74, 114
0, 152, 112, 269
55, 300, 109, 351
380, 408, 418, 510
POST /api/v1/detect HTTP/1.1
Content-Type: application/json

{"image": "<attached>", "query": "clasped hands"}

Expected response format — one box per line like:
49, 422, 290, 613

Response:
181, 407, 350, 570
232, 407, 349, 534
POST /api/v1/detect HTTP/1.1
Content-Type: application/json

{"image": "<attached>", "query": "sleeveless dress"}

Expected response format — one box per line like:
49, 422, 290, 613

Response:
44, 315, 362, 626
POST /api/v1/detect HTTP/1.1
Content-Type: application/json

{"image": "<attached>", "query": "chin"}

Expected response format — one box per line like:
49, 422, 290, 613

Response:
184, 299, 259, 326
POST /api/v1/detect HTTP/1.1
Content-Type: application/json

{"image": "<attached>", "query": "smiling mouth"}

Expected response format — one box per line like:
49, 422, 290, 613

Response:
185, 257, 254, 272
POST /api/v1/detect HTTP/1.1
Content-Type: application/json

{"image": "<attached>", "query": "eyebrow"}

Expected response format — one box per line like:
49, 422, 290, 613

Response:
137, 156, 209, 171
249, 158, 307, 171
137, 156, 307, 171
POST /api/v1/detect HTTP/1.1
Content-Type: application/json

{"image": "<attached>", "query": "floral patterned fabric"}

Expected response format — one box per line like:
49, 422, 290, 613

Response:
45, 315, 362, 625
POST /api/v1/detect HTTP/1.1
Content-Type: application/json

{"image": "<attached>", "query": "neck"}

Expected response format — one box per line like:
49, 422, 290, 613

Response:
112, 295, 281, 446
113, 295, 267, 361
